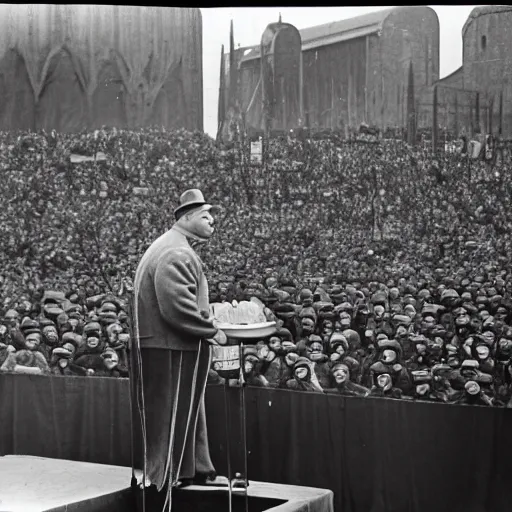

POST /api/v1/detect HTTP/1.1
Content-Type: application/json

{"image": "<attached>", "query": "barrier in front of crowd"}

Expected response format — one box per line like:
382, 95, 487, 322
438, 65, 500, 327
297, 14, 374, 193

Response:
1, 373, 511, 512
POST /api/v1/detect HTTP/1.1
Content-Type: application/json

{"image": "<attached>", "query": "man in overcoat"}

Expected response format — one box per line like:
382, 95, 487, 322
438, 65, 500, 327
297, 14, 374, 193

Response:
132, 189, 223, 508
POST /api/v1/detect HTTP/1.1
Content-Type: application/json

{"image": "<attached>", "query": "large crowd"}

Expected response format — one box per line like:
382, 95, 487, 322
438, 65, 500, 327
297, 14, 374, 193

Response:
1, 127, 512, 407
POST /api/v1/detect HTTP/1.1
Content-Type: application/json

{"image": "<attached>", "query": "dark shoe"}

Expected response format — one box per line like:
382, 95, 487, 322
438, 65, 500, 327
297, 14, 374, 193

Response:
175, 478, 195, 489
193, 470, 217, 485
204, 475, 230, 487
189, 473, 230, 487
176, 471, 217, 488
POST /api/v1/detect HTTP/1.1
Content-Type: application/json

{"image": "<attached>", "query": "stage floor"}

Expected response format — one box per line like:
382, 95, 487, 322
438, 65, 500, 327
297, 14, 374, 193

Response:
0, 455, 133, 512
0, 455, 333, 512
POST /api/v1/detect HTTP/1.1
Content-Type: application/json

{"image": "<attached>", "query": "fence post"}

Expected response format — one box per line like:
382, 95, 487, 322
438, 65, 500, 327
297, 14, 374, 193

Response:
432, 85, 438, 154
454, 92, 459, 137
488, 99, 493, 135
475, 92, 480, 133
499, 90, 503, 136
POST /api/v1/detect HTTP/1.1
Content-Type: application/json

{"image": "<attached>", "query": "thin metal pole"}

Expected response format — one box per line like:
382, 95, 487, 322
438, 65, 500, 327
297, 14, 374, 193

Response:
224, 378, 233, 512
299, 50, 304, 125
127, 290, 146, 512
239, 342, 249, 512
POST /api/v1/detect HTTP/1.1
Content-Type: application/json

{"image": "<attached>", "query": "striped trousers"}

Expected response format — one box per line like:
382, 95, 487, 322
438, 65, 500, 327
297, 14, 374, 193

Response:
135, 340, 215, 508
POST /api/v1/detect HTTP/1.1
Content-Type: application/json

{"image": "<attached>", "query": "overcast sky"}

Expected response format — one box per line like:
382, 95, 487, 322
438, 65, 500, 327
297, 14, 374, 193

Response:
201, 5, 480, 137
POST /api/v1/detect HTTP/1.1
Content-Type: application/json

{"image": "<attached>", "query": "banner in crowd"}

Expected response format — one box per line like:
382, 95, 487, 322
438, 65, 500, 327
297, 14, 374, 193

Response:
70, 152, 107, 163
250, 139, 263, 164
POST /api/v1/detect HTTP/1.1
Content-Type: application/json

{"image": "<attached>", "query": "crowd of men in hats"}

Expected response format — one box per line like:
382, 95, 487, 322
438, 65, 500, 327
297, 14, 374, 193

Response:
0, 291, 130, 377
209, 281, 511, 407
1, 127, 512, 407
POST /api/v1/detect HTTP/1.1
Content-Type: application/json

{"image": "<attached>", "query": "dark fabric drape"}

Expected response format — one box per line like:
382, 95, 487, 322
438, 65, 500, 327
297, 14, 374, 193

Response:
1, 375, 512, 512
0, 374, 132, 467
206, 386, 512, 512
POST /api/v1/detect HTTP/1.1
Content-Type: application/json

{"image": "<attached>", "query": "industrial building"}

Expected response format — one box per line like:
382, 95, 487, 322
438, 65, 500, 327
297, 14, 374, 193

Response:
219, 6, 440, 135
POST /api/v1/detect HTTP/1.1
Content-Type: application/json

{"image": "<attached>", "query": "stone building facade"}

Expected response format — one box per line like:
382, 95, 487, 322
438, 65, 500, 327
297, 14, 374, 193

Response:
461, 5, 512, 136
0, 5, 203, 132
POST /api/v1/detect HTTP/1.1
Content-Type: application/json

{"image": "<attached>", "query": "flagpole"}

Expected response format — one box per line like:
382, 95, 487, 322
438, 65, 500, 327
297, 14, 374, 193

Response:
217, 44, 226, 142
261, 41, 268, 139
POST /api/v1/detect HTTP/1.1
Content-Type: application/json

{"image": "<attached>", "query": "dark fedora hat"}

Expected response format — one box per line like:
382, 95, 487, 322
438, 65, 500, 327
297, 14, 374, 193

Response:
174, 189, 218, 220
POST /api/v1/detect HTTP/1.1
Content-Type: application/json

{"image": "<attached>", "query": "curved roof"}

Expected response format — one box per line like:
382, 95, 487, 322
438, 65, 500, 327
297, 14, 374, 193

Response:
236, 6, 438, 64
462, 5, 512, 38
237, 8, 394, 64
299, 8, 394, 51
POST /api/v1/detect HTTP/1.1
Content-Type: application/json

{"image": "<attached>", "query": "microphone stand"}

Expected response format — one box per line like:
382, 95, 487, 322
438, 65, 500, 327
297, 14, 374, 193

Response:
217, 337, 250, 512
239, 341, 250, 512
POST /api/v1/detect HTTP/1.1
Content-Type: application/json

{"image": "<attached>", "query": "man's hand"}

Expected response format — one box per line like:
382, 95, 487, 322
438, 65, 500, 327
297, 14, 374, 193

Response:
208, 315, 221, 330
207, 329, 227, 346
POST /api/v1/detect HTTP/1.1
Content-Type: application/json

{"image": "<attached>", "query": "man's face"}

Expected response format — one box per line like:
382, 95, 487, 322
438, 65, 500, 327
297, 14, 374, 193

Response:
244, 360, 254, 374
465, 381, 480, 395
455, 310, 470, 327
382, 349, 397, 364
470, 317, 482, 332
187, 208, 215, 239
301, 318, 315, 335
416, 343, 427, 355
269, 337, 282, 352
479, 310, 490, 321
25, 333, 41, 350
391, 303, 402, 315
104, 353, 119, 371
333, 365, 349, 384
476, 345, 490, 360
396, 325, 408, 340
108, 324, 123, 344
295, 367, 308, 380
322, 321, 333, 335
422, 315, 436, 331
374, 306, 385, 321
377, 373, 392, 390
43, 326, 59, 345
339, 312, 352, 328
498, 338, 512, 357
461, 368, 478, 380
5, 310, 19, 327
416, 383, 430, 396
87, 336, 100, 349
495, 308, 508, 322
482, 331, 495, 346
258, 345, 269, 360
118, 333, 130, 347
218, 282, 229, 293
308, 342, 324, 361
